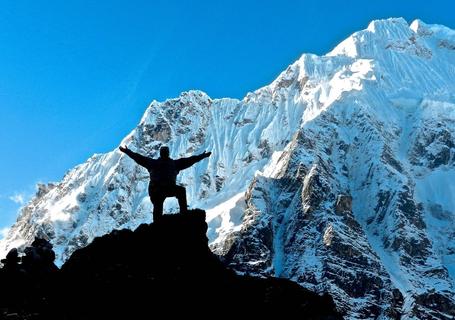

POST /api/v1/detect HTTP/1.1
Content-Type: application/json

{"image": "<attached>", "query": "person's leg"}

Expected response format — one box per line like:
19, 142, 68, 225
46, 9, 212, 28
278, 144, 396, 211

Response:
174, 185, 188, 214
152, 198, 164, 222
149, 187, 164, 222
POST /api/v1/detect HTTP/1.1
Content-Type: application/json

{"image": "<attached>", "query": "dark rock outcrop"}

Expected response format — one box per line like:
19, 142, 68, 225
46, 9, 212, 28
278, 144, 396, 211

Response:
0, 210, 341, 319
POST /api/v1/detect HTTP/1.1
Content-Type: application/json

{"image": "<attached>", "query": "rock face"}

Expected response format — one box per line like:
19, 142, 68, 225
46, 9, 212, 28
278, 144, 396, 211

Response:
0, 210, 341, 319
2, 18, 455, 319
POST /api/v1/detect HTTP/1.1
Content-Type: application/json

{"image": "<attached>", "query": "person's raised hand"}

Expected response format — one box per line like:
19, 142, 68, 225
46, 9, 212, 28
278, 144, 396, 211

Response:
203, 151, 212, 158
119, 145, 128, 153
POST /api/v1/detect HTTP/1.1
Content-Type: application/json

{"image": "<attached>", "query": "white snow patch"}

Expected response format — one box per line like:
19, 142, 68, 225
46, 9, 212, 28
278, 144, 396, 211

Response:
328, 36, 359, 58
415, 168, 455, 284
415, 168, 455, 213
206, 192, 246, 243
259, 151, 285, 178
323, 224, 334, 246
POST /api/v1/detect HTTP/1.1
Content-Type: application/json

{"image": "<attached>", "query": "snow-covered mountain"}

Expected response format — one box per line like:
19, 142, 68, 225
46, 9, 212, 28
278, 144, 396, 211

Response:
2, 18, 455, 319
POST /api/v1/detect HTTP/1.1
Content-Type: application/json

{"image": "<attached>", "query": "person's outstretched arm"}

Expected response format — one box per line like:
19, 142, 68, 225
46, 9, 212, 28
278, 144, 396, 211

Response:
176, 151, 211, 170
119, 145, 151, 168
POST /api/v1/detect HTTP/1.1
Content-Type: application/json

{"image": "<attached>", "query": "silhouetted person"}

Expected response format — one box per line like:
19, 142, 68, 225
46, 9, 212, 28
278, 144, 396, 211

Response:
119, 145, 211, 221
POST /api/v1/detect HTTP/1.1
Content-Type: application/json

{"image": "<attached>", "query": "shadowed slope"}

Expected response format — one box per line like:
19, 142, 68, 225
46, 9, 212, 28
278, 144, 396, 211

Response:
1, 210, 341, 319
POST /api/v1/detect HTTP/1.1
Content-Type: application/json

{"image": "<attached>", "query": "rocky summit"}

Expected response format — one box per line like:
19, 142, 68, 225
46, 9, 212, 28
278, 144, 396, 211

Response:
1, 18, 455, 319
0, 210, 340, 319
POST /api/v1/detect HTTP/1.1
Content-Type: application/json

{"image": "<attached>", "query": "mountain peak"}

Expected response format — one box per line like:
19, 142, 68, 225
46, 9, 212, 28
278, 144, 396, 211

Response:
366, 17, 409, 33
329, 17, 421, 58
410, 19, 431, 35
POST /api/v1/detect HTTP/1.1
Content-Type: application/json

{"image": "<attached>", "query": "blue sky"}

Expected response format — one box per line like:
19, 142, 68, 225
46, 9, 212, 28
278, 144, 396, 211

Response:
0, 0, 454, 232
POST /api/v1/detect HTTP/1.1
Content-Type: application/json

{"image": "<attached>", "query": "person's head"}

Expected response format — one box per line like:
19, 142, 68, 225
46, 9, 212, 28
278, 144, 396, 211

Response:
160, 146, 170, 159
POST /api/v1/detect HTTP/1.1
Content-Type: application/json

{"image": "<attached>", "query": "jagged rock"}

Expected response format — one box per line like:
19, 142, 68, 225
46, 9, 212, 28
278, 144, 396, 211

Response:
21, 238, 58, 276
0, 210, 341, 319
0, 238, 58, 320
412, 291, 455, 319
335, 194, 352, 214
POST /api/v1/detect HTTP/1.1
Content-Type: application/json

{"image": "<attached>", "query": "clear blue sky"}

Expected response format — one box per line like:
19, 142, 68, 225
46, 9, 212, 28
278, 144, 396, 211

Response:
0, 0, 454, 232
